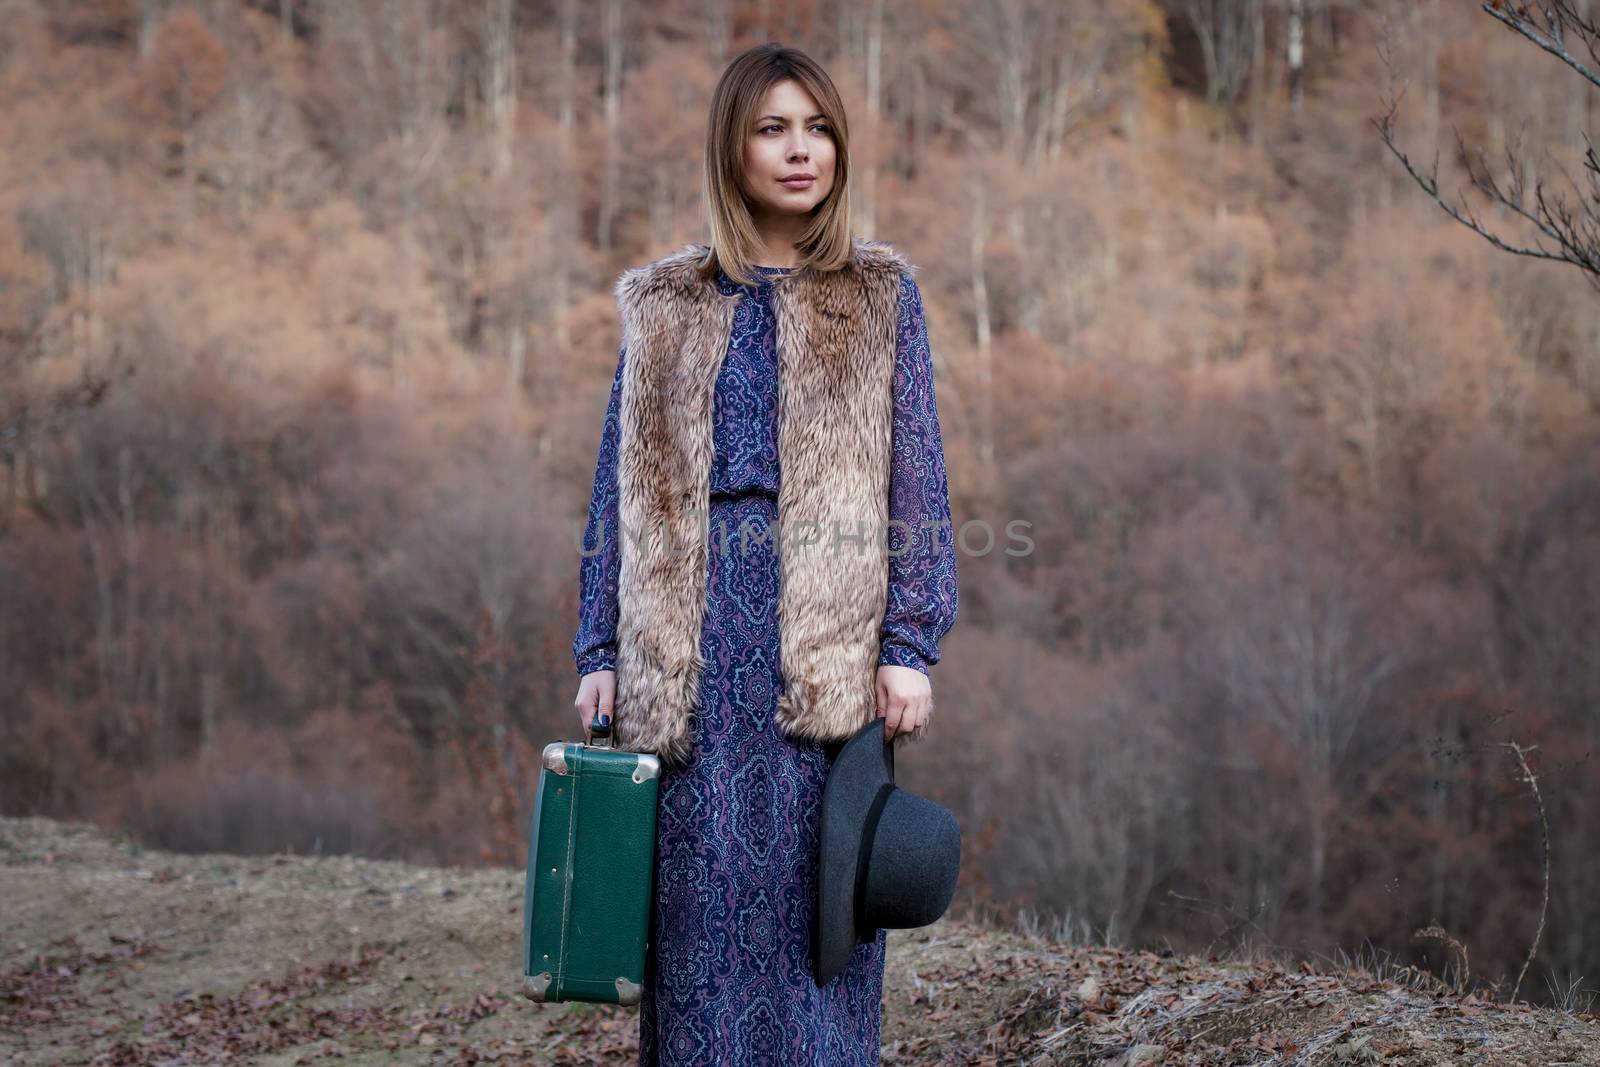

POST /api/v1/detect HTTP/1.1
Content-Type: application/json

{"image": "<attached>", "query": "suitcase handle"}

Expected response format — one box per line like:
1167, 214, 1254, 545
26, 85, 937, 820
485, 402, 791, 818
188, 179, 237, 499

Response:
585, 712, 615, 749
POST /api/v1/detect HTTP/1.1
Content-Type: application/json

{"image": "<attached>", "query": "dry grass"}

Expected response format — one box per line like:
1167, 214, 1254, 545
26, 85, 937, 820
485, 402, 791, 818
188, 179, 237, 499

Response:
3, 816, 1597, 1066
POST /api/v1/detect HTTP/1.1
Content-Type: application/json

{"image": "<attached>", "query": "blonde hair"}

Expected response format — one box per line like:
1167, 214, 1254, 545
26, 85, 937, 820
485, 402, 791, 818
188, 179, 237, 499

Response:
696, 43, 854, 288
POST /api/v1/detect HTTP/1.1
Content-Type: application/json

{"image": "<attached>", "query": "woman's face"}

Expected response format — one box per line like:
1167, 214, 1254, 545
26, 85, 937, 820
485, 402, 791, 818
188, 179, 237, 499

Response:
741, 79, 837, 225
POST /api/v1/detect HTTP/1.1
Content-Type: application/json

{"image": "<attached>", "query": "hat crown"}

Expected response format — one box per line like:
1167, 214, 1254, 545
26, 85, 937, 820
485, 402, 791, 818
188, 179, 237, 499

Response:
857, 790, 961, 931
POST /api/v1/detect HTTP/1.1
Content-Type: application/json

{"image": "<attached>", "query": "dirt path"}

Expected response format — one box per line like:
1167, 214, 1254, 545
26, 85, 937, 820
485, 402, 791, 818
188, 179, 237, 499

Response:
3, 816, 1596, 1065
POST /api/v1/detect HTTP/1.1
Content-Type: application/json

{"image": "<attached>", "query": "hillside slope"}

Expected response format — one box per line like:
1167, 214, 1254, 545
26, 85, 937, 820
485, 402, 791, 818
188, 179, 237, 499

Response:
2, 816, 1595, 1065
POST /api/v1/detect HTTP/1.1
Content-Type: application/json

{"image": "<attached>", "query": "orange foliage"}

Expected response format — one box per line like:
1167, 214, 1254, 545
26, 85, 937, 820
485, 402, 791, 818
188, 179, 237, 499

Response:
126, 7, 229, 173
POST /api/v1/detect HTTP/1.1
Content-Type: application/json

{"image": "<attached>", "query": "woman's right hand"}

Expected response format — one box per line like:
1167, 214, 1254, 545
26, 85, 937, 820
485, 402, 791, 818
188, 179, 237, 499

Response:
575, 669, 617, 734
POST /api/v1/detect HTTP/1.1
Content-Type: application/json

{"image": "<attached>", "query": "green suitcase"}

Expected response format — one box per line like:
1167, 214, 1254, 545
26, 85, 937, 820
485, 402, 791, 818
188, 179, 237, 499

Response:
520, 718, 661, 1006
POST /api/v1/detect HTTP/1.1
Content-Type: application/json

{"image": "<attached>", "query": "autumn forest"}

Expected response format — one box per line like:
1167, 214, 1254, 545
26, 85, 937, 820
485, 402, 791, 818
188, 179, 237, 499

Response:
2, 0, 1599, 1006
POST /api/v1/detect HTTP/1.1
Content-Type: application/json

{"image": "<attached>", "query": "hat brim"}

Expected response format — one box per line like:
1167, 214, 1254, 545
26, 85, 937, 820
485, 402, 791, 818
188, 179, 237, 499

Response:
814, 720, 895, 986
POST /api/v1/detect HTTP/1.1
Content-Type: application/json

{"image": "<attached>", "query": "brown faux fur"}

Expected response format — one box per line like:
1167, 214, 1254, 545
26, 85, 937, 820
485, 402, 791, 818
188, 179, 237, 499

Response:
609, 237, 915, 767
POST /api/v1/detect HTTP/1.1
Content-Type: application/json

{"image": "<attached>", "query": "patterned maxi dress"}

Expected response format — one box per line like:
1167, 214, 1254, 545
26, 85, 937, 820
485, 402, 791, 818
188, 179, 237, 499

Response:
573, 263, 959, 1067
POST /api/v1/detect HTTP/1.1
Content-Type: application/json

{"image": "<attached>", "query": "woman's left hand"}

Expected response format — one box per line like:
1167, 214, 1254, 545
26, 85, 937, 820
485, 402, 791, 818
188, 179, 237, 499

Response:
875, 665, 931, 741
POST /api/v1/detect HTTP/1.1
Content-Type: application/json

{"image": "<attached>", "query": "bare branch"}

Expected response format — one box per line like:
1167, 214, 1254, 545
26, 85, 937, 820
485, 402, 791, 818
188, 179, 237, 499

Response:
1480, 0, 1600, 90
1373, 103, 1580, 267
1372, 17, 1600, 295
0, 323, 120, 454
1502, 739, 1550, 1005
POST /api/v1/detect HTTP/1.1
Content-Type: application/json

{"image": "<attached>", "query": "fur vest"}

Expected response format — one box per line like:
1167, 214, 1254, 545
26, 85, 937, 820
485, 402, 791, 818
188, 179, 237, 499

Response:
609, 237, 912, 767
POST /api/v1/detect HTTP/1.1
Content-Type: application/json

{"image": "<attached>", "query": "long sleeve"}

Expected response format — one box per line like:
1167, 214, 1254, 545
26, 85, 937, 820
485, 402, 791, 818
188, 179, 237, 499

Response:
572, 344, 626, 677
879, 273, 959, 674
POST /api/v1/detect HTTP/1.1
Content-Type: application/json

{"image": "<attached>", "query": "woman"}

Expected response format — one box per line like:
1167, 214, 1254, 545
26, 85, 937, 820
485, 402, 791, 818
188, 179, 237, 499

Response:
572, 42, 957, 1067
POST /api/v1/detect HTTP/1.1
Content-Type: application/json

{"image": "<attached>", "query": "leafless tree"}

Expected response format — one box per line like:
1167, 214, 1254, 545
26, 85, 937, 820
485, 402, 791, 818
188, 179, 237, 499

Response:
947, 0, 1116, 169
0, 325, 115, 515
1179, 0, 1264, 108
16, 178, 118, 361
479, 0, 517, 178
1376, 0, 1600, 292
597, 0, 629, 251
1179, 504, 1401, 920
136, 0, 172, 57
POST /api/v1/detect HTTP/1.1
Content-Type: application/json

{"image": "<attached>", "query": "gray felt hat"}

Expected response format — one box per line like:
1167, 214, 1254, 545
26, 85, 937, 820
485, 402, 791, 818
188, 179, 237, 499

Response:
813, 720, 962, 987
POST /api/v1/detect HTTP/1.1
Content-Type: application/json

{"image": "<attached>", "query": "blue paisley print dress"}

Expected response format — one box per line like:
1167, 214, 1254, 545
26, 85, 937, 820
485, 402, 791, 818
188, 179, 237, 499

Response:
573, 263, 958, 1067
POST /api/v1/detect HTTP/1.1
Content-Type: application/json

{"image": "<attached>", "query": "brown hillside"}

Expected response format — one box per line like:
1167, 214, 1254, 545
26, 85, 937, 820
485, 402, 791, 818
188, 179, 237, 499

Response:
3, 816, 1596, 1066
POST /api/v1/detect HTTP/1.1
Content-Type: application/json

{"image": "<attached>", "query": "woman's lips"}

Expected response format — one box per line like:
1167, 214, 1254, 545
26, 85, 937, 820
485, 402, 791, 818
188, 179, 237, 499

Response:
780, 177, 815, 190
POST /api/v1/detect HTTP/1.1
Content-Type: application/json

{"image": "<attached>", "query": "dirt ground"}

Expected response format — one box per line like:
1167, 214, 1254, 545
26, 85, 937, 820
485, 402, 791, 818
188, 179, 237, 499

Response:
3, 815, 1597, 1065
